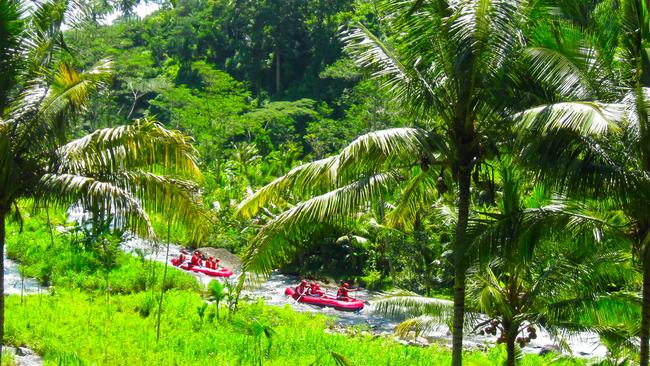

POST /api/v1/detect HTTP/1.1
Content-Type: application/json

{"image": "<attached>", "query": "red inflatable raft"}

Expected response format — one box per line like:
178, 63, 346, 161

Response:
171, 258, 233, 278
284, 287, 364, 311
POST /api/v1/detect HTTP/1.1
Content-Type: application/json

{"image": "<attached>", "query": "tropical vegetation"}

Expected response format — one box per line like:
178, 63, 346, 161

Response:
1, 0, 649, 365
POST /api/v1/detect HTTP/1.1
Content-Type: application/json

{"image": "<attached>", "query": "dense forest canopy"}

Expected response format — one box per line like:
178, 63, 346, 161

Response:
64, 0, 404, 176
59, 0, 411, 269
1, 0, 650, 365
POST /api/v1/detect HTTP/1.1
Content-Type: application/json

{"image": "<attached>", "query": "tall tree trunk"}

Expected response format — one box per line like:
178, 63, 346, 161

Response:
378, 194, 394, 279
641, 243, 650, 366
0, 207, 7, 362
127, 92, 140, 119
451, 167, 471, 366
503, 319, 517, 366
275, 47, 281, 97
634, 75, 650, 366
0, 209, 6, 361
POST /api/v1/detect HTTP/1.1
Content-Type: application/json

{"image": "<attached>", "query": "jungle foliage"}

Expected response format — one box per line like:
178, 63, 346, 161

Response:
1, 0, 649, 365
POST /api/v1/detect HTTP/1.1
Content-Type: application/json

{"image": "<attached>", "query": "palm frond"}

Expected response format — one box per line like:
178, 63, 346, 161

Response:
57, 117, 201, 179
523, 47, 593, 99
342, 23, 411, 96
516, 101, 625, 135
9, 60, 112, 151
40, 61, 112, 118
39, 60, 112, 142
342, 19, 450, 118
620, 87, 650, 142
528, 250, 638, 315
237, 127, 432, 219
450, 0, 526, 81
235, 155, 339, 219
386, 168, 439, 231
241, 172, 400, 275
330, 351, 357, 366
470, 266, 513, 318
337, 127, 432, 178
519, 129, 638, 202
36, 173, 154, 238
23, 0, 72, 74
522, 17, 610, 100
469, 199, 626, 266
105, 170, 212, 244
372, 290, 453, 319
394, 315, 449, 339
540, 293, 640, 341
0, 0, 25, 112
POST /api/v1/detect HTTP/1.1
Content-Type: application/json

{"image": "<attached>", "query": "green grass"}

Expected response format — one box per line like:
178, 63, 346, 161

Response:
3, 208, 587, 366
5, 290, 580, 366
1, 352, 15, 366
5, 211, 198, 294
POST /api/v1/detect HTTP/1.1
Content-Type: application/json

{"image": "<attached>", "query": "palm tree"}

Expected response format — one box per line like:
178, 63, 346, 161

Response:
0, 0, 208, 358
236, 1, 533, 364
208, 279, 229, 321
515, 2, 650, 364
466, 162, 638, 365
230, 141, 262, 183
375, 161, 639, 366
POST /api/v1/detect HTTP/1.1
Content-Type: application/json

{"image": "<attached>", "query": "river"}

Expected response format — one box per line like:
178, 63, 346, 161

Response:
4, 250, 42, 296
118, 234, 608, 359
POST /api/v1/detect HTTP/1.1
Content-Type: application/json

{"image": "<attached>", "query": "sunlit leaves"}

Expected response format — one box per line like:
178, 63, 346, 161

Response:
517, 101, 625, 135
241, 172, 400, 275
58, 117, 201, 179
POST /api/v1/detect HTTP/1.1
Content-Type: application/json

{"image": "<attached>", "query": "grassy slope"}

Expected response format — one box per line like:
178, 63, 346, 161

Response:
5, 290, 579, 366
5, 209, 198, 293
4, 209, 584, 365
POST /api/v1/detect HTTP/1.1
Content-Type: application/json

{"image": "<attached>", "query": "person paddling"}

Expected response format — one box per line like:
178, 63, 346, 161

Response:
337, 283, 351, 301
193, 251, 204, 266
214, 257, 221, 269
179, 249, 188, 263
295, 280, 308, 296
309, 282, 325, 297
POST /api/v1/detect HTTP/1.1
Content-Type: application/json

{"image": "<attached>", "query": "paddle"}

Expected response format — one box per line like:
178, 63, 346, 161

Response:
347, 288, 370, 305
292, 288, 309, 304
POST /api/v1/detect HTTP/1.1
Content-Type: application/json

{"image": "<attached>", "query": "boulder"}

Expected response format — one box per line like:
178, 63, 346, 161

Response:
16, 346, 35, 356
539, 344, 561, 356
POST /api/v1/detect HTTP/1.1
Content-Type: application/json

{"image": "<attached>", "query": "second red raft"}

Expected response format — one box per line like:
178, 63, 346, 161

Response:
171, 258, 233, 277
284, 287, 364, 311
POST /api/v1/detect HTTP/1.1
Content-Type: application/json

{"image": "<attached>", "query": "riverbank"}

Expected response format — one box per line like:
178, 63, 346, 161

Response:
2, 208, 600, 364
5, 289, 578, 365
3, 345, 42, 366
122, 236, 608, 359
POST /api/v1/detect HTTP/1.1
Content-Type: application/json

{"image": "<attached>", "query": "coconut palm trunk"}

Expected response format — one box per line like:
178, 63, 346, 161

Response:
504, 319, 517, 366
635, 79, 650, 366
0, 208, 5, 360
642, 243, 650, 365
452, 166, 471, 366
